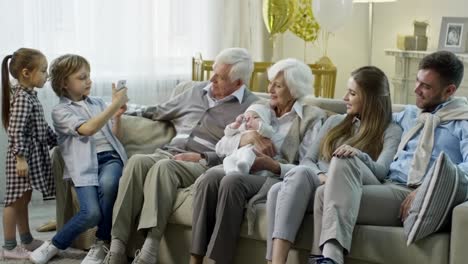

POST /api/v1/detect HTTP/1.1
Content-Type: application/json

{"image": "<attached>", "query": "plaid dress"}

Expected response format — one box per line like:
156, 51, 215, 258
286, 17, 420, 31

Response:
4, 85, 57, 206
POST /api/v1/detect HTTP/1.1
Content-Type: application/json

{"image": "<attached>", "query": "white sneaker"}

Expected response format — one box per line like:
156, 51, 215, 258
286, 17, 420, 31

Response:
82, 240, 108, 264
0, 245, 31, 260
29, 240, 59, 264
22, 239, 44, 251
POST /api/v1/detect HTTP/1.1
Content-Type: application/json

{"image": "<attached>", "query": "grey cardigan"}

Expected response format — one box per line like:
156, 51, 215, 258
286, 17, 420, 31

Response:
140, 82, 259, 165
301, 114, 403, 182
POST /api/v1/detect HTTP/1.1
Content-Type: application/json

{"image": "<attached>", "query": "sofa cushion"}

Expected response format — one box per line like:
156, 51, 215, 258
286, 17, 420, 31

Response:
119, 115, 175, 157
404, 152, 468, 244
169, 189, 450, 263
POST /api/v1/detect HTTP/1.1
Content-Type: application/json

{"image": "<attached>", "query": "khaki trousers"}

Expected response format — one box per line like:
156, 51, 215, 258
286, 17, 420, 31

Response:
111, 149, 208, 244
312, 157, 412, 258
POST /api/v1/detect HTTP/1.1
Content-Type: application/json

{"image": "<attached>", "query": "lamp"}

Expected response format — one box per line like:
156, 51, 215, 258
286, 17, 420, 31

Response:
353, 0, 397, 65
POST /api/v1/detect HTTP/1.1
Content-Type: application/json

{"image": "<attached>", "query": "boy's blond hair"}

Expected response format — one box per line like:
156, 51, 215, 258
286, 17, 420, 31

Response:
49, 54, 90, 97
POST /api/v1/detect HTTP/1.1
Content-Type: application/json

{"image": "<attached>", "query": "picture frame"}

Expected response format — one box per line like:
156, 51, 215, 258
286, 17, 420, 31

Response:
438, 17, 468, 53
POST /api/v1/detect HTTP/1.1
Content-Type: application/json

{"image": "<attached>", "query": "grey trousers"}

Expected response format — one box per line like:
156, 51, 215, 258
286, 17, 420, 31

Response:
265, 166, 321, 260
111, 149, 208, 244
312, 156, 412, 260
191, 166, 266, 264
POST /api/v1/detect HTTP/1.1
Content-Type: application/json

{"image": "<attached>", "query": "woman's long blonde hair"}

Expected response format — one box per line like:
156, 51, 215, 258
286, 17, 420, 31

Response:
320, 66, 392, 162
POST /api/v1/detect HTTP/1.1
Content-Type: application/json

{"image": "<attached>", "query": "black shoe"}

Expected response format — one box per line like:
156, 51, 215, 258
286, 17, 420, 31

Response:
316, 257, 337, 264
308, 254, 323, 264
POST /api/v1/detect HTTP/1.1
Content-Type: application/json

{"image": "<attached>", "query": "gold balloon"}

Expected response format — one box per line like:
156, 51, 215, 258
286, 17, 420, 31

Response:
289, 0, 320, 42
263, 0, 297, 36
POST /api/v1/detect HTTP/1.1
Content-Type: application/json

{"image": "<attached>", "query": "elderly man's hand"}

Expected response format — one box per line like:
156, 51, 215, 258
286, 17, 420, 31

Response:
173, 152, 202, 162
239, 130, 276, 157
250, 149, 281, 174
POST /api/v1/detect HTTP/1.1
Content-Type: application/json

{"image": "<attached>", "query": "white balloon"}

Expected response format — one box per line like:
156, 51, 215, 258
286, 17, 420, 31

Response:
312, 0, 353, 32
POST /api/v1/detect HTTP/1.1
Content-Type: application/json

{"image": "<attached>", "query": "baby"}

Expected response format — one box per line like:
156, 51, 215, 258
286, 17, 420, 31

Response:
216, 104, 275, 175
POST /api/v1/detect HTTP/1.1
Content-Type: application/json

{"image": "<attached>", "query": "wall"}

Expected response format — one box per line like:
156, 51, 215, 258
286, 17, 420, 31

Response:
281, 0, 468, 100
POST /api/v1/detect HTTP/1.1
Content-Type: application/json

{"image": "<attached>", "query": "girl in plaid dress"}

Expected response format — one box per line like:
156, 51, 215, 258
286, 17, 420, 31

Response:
30, 54, 128, 264
1, 48, 57, 260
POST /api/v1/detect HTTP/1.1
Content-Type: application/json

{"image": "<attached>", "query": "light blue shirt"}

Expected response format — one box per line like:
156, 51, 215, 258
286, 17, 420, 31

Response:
389, 101, 468, 184
52, 96, 128, 187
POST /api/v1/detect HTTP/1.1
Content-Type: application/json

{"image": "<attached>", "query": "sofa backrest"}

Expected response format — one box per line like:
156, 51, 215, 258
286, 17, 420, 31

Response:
119, 81, 409, 157
174, 80, 407, 114
118, 115, 175, 157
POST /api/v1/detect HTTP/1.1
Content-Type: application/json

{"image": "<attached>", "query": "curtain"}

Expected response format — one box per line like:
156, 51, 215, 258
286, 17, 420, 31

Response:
0, 0, 271, 202
0, 0, 222, 106
222, 0, 273, 61
0, 0, 226, 202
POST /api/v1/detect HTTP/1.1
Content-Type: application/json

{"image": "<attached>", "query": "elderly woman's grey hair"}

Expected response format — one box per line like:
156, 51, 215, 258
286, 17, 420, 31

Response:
213, 48, 254, 85
267, 58, 313, 99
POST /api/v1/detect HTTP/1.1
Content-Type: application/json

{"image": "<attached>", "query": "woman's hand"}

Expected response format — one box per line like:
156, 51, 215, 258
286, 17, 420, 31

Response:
16, 156, 28, 177
333, 144, 359, 158
239, 131, 276, 157
318, 173, 327, 185
250, 149, 280, 174
173, 152, 202, 162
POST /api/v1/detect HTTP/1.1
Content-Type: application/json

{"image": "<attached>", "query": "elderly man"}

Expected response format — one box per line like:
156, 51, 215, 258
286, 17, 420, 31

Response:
102, 48, 260, 264
311, 51, 468, 264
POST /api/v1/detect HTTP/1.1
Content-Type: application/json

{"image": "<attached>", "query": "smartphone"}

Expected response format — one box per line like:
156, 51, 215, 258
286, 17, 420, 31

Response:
116, 80, 127, 91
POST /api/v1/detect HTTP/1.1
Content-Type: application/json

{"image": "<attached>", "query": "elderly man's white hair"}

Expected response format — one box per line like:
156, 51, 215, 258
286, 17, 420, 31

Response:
267, 58, 313, 99
213, 48, 254, 85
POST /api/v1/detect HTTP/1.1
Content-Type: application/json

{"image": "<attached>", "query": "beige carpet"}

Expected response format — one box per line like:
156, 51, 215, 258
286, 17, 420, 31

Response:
1, 248, 86, 263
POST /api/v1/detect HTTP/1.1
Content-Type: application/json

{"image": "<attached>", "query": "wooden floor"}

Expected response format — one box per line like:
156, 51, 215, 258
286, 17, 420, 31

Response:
0, 200, 57, 242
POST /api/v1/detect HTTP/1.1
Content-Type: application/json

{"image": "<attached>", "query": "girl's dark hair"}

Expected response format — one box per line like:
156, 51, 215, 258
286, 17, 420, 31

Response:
1, 48, 45, 129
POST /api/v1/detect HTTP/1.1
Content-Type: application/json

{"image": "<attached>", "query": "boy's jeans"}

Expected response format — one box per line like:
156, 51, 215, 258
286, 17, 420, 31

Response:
53, 151, 123, 249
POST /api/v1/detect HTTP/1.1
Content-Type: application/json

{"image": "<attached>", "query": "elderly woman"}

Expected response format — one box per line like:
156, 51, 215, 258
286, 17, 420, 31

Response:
266, 66, 402, 264
189, 58, 327, 264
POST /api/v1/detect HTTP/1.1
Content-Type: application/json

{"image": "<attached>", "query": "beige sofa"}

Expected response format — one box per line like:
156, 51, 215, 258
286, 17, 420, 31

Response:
52, 81, 468, 264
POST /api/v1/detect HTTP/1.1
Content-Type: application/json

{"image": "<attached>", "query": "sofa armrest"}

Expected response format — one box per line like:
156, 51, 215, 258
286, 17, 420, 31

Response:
450, 200, 468, 264
119, 115, 175, 157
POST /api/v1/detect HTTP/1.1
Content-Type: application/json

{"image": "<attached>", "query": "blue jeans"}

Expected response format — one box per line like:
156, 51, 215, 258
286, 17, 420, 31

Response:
52, 151, 123, 249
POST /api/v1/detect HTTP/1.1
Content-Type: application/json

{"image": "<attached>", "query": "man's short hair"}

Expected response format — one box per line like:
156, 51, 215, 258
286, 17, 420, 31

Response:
419, 51, 464, 89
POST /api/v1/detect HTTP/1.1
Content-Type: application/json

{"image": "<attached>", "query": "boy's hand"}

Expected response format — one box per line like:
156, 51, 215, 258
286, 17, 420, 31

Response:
114, 104, 128, 118
112, 83, 129, 107
16, 156, 28, 177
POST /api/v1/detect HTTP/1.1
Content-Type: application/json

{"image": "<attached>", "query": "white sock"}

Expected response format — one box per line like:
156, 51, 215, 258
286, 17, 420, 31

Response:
140, 237, 159, 263
322, 240, 344, 264
109, 238, 126, 254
